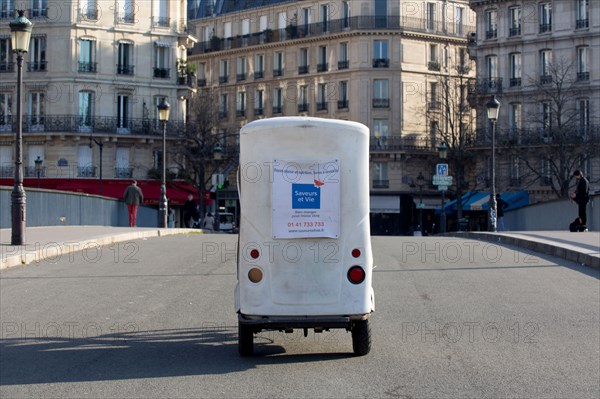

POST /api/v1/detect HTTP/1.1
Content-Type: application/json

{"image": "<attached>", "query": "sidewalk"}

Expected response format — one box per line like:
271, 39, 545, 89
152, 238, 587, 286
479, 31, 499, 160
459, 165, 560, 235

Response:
446, 231, 600, 269
1, 227, 599, 270
0, 226, 198, 270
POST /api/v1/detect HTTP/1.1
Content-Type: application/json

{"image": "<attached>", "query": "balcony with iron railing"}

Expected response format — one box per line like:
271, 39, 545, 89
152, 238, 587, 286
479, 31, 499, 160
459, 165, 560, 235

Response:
152, 16, 171, 28
79, 9, 99, 21
577, 72, 589, 82
317, 63, 328, 72
427, 61, 440, 71
197, 78, 207, 87
236, 73, 246, 81
298, 65, 309, 74
485, 29, 497, 39
191, 15, 474, 54
153, 67, 170, 79
0, 165, 14, 177
177, 73, 195, 86
370, 136, 440, 152
539, 23, 552, 33
316, 102, 328, 111
509, 26, 521, 37
338, 60, 349, 70
0, 62, 15, 73
117, 64, 135, 75
117, 13, 135, 24
115, 167, 133, 178
477, 78, 503, 94
24, 166, 47, 178
0, 114, 189, 137
78, 166, 97, 178
372, 98, 390, 108
78, 62, 97, 73
236, 109, 245, 118
219, 75, 228, 84
27, 61, 47, 72
254, 107, 264, 116
298, 103, 309, 113
469, 125, 600, 148
372, 179, 389, 189
373, 58, 389, 68
540, 74, 552, 84
254, 71, 264, 79
576, 19, 589, 29
337, 99, 349, 110
273, 68, 283, 77
272, 106, 282, 114
509, 77, 522, 87
0, 9, 16, 19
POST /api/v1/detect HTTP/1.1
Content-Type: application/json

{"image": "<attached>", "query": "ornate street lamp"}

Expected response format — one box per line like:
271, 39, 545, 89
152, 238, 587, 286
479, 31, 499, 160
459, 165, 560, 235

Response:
417, 171, 425, 235
9, 10, 33, 245
438, 141, 447, 234
88, 135, 103, 194
34, 156, 43, 188
486, 95, 501, 232
157, 97, 170, 228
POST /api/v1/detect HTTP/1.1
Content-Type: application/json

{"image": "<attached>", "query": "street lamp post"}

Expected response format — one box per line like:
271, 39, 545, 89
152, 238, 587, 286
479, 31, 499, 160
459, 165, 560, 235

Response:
34, 156, 43, 188
88, 136, 103, 195
9, 10, 33, 246
486, 96, 501, 232
417, 171, 425, 235
438, 142, 447, 234
157, 98, 170, 228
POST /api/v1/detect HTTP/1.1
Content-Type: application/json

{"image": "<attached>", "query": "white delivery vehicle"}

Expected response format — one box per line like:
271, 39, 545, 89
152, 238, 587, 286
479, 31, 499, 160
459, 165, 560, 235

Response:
236, 117, 374, 356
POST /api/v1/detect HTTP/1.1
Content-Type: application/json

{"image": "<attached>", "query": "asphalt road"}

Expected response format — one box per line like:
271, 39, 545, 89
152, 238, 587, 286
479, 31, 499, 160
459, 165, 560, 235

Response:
1, 234, 599, 399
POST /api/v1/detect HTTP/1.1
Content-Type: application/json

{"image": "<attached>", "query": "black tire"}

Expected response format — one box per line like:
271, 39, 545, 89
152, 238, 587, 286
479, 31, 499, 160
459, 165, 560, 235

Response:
351, 319, 371, 356
238, 322, 254, 356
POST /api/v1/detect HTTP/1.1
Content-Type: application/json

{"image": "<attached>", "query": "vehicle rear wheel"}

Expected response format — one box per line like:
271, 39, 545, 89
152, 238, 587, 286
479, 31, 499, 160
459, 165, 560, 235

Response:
238, 323, 254, 356
351, 319, 371, 356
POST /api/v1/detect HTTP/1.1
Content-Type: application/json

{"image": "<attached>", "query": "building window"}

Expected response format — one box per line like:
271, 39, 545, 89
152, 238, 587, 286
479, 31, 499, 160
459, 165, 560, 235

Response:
510, 156, 520, 185
0, 93, 12, 130
117, 41, 134, 75
220, 59, 228, 83
342, 1, 350, 28
577, 47, 589, 81
78, 145, 94, 177
539, 3, 552, 33
486, 55, 498, 80
373, 40, 389, 67
372, 162, 389, 189
115, 147, 131, 178
338, 81, 348, 110
27, 36, 46, 71
79, 38, 97, 73
78, 91, 94, 132
373, 119, 388, 147
116, 94, 130, 133
541, 101, 552, 133
152, 0, 169, 27
373, 79, 389, 108
428, 82, 439, 110
485, 9, 497, 39
508, 103, 521, 135
299, 48, 309, 74
455, 7, 464, 35
28, 92, 45, 130
426, 2, 436, 30
509, 53, 521, 87
273, 51, 284, 77
1, 0, 15, 19
219, 94, 228, 119
298, 85, 308, 113
272, 88, 283, 114
254, 54, 264, 79
576, 0, 589, 29
241, 18, 250, 46
578, 99, 589, 134
509, 6, 521, 36
197, 63, 206, 86
338, 42, 349, 69
321, 4, 329, 32
153, 44, 170, 78
540, 50, 552, 84
254, 90, 264, 116
428, 44, 440, 71
317, 46, 328, 72
79, 0, 98, 20
117, 0, 134, 23
236, 91, 246, 117
0, 38, 13, 72
237, 56, 246, 81
317, 84, 328, 111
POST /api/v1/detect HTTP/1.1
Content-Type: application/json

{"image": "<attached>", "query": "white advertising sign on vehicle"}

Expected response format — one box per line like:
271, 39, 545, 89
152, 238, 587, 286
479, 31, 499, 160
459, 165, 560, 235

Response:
272, 159, 340, 239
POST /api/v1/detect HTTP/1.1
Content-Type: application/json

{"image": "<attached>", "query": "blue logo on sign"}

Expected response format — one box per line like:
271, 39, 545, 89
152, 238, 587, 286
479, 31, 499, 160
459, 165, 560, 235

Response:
292, 184, 321, 209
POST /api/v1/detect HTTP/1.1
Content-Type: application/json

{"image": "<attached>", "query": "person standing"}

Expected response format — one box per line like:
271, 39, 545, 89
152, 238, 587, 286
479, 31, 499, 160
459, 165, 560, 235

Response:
183, 194, 199, 228
202, 212, 215, 231
570, 169, 590, 229
123, 180, 144, 227
496, 193, 509, 232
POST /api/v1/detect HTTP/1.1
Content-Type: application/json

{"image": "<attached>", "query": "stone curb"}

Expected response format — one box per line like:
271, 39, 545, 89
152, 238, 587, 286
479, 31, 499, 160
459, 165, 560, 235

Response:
0, 228, 201, 270
446, 232, 600, 270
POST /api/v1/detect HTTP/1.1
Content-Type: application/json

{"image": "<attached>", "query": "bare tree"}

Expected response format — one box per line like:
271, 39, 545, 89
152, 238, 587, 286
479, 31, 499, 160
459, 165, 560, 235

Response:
173, 89, 238, 216
503, 57, 600, 198
430, 64, 479, 219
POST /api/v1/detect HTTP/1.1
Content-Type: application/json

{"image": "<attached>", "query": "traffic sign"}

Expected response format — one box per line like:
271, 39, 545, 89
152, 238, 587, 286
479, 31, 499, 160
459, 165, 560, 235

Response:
437, 163, 449, 176
432, 175, 453, 185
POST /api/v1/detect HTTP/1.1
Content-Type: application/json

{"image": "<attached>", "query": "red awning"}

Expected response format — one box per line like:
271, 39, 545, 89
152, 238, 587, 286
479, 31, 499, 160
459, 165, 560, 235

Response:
0, 178, 199, 206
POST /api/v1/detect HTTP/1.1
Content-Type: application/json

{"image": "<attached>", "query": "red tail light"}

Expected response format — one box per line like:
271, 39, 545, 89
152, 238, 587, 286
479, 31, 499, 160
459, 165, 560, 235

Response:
351, 248, 361, 258
347, 266, 366, 284
250, 249, 260, 259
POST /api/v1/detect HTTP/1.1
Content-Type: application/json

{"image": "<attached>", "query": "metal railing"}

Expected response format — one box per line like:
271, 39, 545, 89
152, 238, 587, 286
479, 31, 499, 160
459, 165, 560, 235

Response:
0, 62, 15, 73
0, 114, 187, 137
115, 167, 133, 178
373, 98, 390, 108
370, 136, 440, 152
27, 61, 47, 72
78, 62, 97, 73
338, 60, 349, 70
117, 64, 135, 75
192, 15, 473, 54
337, 100, 349, 110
